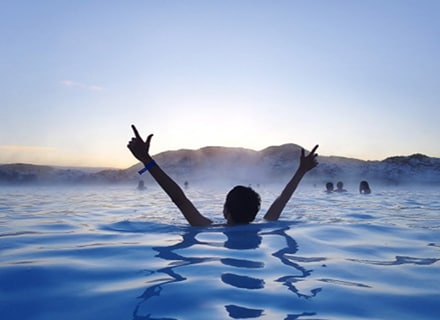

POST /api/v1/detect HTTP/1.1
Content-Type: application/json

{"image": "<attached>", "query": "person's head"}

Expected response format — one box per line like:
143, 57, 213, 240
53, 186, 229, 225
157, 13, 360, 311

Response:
325, 182, 334, 192
360, 180, 369, 188
223, 185, 261, 224
336, 181, 344, 190
359, 180, 371, 194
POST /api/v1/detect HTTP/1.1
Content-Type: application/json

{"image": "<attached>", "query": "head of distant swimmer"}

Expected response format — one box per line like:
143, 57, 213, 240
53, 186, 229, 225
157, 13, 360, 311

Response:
223, 185, 261, 225
326, 182, 334, 191
359, 180, 371, 193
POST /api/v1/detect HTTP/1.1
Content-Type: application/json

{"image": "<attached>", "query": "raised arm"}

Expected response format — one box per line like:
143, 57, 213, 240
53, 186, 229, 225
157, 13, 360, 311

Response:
127, 125, 212, 226
264, 145, 318, 221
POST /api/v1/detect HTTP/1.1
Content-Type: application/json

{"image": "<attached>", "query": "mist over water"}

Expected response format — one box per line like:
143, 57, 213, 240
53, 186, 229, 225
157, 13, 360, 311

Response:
1, 184, 439, 319
2, 145, 439, 188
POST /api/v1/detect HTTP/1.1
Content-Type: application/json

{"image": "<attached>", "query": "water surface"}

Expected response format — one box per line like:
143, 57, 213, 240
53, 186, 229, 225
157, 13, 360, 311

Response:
1, 185, 439, 319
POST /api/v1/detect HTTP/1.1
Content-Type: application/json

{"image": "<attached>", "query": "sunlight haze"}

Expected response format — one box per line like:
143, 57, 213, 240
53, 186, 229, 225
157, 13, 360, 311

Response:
1, 1, 439, 168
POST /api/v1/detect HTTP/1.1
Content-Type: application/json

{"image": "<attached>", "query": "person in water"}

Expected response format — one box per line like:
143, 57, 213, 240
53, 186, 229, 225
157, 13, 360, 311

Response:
359, 180, 371, 194
335, 181, 347, 192
127, 125, 319, 226
325, 182, 334, 193
137, 180, 146, 190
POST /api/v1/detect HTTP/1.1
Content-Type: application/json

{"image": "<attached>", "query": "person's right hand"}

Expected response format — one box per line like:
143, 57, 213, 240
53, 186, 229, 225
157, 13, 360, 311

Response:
299, 145, 319, 173
127, 124, 153, 164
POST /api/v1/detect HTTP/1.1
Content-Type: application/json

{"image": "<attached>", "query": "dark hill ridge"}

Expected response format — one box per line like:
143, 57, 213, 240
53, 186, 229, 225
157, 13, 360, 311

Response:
135, 143, 302, 169
1, 145, 440, 185
384, 153, 440, 168
127, 144, 306, 182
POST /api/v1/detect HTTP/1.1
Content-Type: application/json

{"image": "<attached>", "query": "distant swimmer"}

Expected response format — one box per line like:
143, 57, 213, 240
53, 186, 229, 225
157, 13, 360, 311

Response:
325, 182, 334, 193
127, 125, 319, 226
137, 180, 146, 190
359, 180, 371, 194
335, 181, 347, 192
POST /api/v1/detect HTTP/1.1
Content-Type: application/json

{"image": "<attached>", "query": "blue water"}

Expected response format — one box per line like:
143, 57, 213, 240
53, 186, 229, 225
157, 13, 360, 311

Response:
1, 184, 439, 319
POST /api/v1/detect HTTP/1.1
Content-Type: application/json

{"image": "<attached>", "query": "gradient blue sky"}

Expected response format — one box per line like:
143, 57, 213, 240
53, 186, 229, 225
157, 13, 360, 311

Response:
1, 0, 439, 168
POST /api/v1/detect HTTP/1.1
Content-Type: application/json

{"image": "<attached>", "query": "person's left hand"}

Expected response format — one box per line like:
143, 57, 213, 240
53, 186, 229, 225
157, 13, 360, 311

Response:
127, 125, 153, 164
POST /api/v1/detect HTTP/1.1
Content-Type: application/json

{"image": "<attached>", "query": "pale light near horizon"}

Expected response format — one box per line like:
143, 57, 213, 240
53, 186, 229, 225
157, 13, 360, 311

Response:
0, 1, 439, 168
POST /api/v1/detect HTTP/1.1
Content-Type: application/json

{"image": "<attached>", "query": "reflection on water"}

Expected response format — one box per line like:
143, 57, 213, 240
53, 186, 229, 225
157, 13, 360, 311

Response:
134, 223, 321, 319
349, 256, 440, 266
1, 186, 440, 320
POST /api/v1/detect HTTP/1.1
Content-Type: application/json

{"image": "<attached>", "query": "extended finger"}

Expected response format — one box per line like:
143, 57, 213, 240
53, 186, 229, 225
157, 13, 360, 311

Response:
146, 134, 153, 145
131, 124, 142, 140
310, 144, 319, 155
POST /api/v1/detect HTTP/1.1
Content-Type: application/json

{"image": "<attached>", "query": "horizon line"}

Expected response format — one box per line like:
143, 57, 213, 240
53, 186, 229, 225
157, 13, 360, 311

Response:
0, 149, 436, 170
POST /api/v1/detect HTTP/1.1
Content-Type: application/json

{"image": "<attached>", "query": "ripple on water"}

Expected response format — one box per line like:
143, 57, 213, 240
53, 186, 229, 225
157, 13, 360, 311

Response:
1, 186, 440, 320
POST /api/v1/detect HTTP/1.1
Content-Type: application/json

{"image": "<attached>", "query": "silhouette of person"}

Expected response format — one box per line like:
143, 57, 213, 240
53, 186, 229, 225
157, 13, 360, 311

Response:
127, 125, 319, 226
335, 181, 347, 192
325, 182, 334, 193
137, 180, 146, 190
359, 180, 371, 194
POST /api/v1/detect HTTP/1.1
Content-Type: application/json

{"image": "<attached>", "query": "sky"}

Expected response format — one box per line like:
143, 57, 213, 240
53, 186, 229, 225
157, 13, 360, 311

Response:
1, 0, 439, 168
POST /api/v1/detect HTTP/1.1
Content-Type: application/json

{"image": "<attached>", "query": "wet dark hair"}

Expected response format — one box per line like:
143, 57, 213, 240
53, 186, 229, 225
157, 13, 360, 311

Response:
359, 180, 371, 194
326, 182, 334, 191
224, 186, 261, 224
